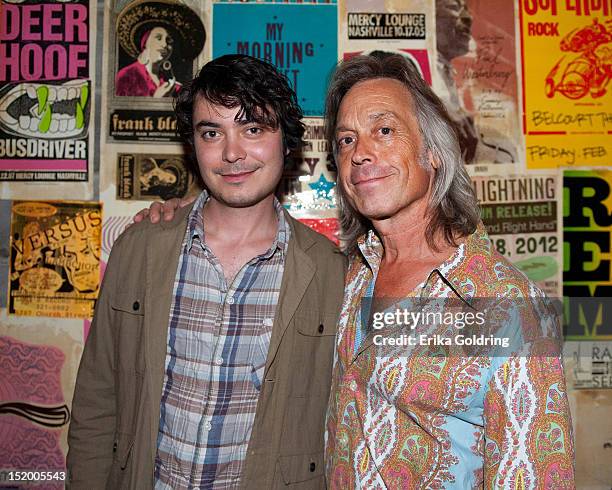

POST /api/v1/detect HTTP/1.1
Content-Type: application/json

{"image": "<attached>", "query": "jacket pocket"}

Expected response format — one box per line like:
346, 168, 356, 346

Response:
295, 312, 336, 338
290, 312, 336, 398
107, 432, 135, 489
278, 452, 325, 485
111, 291, 146, 374
111, 292, 145, 316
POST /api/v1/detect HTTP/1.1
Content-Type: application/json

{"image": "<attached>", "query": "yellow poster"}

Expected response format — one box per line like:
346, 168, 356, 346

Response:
519, 0, 611, 168
9, 201, 102, 318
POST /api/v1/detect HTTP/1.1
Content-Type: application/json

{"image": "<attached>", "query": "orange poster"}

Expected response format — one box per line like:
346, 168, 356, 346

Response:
9, 201, 102, 318
519, 0, 612, 168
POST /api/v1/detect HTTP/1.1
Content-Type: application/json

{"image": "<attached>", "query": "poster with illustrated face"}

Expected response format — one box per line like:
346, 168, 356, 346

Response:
0, 0, 96, 200
519, 1, 611, 168
8, 201, 102, 318
116, 152, 200, 201
433, 0, 521, 168
103, 0, 209, 143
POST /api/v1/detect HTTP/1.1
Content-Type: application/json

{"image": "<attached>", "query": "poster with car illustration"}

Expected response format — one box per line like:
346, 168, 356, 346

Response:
519, 1, 611, 168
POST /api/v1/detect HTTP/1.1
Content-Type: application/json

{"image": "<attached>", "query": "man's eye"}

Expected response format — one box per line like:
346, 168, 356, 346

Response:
380, 127, 392, 135
338, 136, 353, 147
202, 130, 217, 139
246, 127, 263, 135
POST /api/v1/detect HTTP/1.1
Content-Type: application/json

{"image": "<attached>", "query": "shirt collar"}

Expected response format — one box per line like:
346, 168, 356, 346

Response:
356, 222, 492, 306
184, 190, 290, 257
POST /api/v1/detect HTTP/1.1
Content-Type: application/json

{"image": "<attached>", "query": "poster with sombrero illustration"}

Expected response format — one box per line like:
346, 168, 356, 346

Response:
97, 0, 208, 221
102, 0, 209, 143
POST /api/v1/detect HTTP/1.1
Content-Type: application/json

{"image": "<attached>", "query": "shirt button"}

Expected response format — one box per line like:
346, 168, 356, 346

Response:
204, 421, 212, 431
349, 380, 358, 391
132, 301, 140, 311
227, 296, 235, 305
215, 357, 223, 365
318, 324, 325, 334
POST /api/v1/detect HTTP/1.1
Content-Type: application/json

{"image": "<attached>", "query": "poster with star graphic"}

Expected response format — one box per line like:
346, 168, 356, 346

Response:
280, 117, 338, 219
0, 0, 96, 200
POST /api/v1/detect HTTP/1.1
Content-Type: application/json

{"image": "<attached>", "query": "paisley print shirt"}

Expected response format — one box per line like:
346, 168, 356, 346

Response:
325, 224, 575, 489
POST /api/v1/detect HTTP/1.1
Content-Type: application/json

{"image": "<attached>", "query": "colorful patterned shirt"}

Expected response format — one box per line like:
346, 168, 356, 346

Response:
155, 191, 290, 489
325, 224, 575, 489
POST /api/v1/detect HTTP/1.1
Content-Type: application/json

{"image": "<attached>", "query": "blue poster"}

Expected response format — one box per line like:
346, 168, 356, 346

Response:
213, 3, 338, 116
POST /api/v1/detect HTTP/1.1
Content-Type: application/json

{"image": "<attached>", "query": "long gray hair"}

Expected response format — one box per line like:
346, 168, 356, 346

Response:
325, 53, 480, 252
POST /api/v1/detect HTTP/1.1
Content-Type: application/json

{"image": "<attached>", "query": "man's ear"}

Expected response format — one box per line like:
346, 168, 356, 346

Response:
428, 150, 440, 170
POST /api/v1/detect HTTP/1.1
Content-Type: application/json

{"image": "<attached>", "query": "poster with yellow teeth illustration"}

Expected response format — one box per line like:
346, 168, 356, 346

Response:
8, 201, 102, 318
0, 0, 96, 200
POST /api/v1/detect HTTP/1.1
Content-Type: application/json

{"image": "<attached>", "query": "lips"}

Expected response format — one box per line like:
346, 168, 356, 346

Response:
220, 169, 258, 183
351, 168, 393, 186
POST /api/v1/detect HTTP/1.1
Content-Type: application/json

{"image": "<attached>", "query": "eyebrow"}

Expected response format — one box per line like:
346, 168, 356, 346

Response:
194, 119, 257, 130
335, 111, 399, 133
194, 121, 220, 130
369, 111, 398, 121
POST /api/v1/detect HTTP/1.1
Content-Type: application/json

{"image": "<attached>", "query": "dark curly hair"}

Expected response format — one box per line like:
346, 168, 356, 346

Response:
174, 54, 305, 164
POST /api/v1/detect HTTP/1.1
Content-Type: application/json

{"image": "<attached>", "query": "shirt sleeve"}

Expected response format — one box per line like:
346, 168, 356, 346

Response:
483, 342, 576, 489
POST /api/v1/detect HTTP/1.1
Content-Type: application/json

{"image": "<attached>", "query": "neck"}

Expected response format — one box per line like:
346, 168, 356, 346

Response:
372, 200, 451, 264
137, 53, 155, 71
202, 194, 279, 243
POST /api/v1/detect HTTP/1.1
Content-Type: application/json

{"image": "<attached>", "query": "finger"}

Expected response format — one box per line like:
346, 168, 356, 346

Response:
149, 201, 163, 223
162, 207, 175, 221
133, 208, 149, 223
161, 198, 180, 221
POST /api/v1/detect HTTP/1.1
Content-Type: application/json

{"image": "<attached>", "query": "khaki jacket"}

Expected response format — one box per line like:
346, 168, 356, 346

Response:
67, 205, 346, 489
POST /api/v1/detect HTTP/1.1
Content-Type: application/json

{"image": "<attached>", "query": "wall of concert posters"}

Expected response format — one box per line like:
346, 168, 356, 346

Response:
0, 0, 611, 485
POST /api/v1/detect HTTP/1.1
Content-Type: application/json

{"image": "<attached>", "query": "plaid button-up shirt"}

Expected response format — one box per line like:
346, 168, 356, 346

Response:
155, 191, 290, 489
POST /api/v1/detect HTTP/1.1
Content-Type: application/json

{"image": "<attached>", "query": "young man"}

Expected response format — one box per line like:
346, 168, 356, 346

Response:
67, 55, 345, 489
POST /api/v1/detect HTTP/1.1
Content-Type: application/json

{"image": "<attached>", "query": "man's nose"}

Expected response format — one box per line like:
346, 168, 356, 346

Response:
223, 136, 247, 163
351, 136, 375, 166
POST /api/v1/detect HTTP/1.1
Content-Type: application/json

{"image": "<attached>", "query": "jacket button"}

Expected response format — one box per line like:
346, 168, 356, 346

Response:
318, 324, 324, 334
309, 462, 316, 472
113, 441, 118, 452
133, 301, 140, 311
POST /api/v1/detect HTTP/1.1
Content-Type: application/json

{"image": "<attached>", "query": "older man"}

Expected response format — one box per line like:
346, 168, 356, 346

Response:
324, 53, 574, 488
